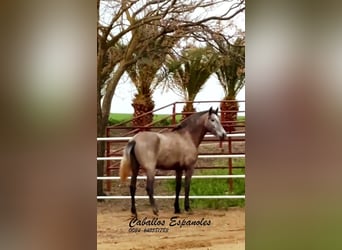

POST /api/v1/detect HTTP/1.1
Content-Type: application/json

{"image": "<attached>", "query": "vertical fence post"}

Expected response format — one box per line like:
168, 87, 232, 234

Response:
228, 125, 233, 193
172, 103, 176, 125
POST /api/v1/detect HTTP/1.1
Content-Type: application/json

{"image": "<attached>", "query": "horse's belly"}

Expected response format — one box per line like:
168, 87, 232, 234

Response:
156, 153, 196, 170
156, 164, 180, 170
156, 158, 180, 170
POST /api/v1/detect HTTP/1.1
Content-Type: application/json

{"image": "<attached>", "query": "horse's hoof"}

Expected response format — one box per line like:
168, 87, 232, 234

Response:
185, 207, 193, 214
174, 209, 181, 214
153, 208, 159, 216
185, 209, 193, 215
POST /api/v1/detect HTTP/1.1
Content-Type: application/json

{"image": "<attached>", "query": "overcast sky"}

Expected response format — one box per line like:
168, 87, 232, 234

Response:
111, 74, 245, 115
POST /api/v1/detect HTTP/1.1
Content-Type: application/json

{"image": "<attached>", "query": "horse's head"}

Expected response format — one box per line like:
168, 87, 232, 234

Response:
205, 107, 226, 140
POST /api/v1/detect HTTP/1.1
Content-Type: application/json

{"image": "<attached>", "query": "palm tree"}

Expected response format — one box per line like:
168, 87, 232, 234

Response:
126, 21, 181, 128
126, 56, 157, 128
166, 46, 220, 119
215, 38, 245, 131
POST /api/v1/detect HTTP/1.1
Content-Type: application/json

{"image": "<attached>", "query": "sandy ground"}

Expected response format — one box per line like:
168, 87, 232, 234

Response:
97, 202, 245, 250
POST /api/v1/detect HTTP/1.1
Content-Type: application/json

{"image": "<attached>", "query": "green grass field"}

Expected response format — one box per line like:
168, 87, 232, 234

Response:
109, 113, 245, 126
108, 113, 183, 126
165, 158, 245, 209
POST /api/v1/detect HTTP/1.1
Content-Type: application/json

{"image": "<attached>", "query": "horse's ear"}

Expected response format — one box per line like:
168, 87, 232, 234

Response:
209, 107, 213, 115
215, 107, 219, 114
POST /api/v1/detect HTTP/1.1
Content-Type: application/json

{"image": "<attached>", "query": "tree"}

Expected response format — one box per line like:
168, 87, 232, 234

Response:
125, 20, 182, 127
97, 0, 245, 196
166, 46, 220, 119
215, 37, 245, 131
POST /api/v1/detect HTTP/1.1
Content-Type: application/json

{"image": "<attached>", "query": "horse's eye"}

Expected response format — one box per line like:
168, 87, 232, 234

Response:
211, 119, 215, 122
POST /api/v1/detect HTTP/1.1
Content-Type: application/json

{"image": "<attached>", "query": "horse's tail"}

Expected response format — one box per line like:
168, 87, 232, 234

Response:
119, 140, 136, 183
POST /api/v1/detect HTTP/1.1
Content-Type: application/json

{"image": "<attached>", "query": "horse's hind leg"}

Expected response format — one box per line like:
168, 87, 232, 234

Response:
146, 171, 158, 216
184, 167, 194, 212
130, 154, 139, 217
174, 169, 182, 214
130, 173, 138, 217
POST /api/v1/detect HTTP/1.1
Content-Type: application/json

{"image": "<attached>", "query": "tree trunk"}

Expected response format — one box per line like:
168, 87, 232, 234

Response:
97, 105, 107, 198
97, 62, 126, 198
220, 98, 239, 132
97, 63, 126, 198
132, 93, 154, 130
97, 142, 106, 198
181, 101, 195, 120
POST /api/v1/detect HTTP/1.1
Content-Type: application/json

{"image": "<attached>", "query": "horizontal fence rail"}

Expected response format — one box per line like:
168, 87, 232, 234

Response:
98, 195, 245, 199
97, 154, 245, 161
97, 133, 245, 141
97, 175, 245, 180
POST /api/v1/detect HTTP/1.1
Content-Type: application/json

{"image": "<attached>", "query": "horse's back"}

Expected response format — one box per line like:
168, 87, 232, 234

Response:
133, 131, 160, 147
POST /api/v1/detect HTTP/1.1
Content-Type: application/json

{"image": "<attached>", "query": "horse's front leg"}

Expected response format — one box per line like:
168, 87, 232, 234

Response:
174, 169, 183, 214
184, 167, 194, 212
146, 171, 159, 216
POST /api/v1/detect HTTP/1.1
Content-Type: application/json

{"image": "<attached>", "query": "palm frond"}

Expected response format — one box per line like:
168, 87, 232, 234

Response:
126, 20, 182, 96
215, 37, 245, 99
165, 46, 220, 102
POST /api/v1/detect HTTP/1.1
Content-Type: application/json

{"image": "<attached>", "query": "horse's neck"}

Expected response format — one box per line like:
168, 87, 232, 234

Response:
174, 115, 208, 147
183, 124, 207, 148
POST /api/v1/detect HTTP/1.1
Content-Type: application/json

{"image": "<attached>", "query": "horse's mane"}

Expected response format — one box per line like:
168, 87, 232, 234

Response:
172, 110, 207, 131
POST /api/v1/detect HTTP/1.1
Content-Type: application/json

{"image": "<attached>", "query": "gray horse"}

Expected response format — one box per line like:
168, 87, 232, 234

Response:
120, 107, 226, 217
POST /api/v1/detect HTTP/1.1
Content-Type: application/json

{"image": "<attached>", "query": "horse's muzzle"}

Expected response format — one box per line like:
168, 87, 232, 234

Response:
219, 133, 226, 141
